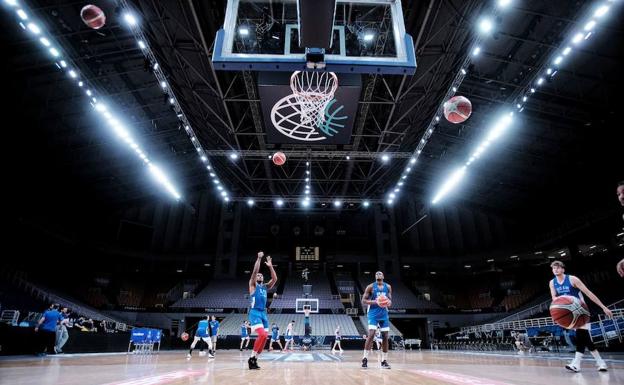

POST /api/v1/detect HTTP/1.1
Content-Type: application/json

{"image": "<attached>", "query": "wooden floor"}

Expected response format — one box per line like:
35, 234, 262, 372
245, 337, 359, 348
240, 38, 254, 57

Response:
1, 350, 623, 385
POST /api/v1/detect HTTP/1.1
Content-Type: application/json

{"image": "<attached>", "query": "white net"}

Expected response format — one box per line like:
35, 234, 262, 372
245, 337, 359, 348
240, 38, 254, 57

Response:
290, 71, 338, 128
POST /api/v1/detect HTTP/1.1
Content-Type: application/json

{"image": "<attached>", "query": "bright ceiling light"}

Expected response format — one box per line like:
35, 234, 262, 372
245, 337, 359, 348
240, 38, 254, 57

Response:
584, 20, 596, 31
562, 46, 571, 56
333, 200, 342, 208
247, 199, 255, 206
410, 158, 416, 164
27, 22, 40, 34
124, 13, 138, 26
229, 152, 238, 160
498, 0, 512, 7
594, 5, 609, 18
362, 201, 370, 208
478, 18, 493, 33
572, 32, 584, 44
432, 166, 466, 204
381, 154, 389, 162
239, 27, 249, 36
472, 46, 481, 56
276, 199, 284, 207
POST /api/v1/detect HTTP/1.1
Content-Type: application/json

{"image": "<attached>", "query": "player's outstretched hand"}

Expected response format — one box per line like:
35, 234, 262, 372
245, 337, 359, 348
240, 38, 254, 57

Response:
265, 256, 272, 267
258, 251, 264, 259
602, 307, 613, 318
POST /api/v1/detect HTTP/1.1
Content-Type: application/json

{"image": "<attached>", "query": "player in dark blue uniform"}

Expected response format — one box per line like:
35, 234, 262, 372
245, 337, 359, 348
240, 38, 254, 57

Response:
549, 260, 612, 372
247, 251, 277, 369
361, 271, 392, 369
268, 323, 283, 352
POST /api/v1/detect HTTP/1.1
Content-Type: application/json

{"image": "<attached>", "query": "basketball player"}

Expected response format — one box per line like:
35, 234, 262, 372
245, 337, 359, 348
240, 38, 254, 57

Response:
209, 315, 220, 354
331, 325, 343, 353
361, 271, 392, 369
247, 251, 277, 369
240, 320, 251, 351
374, 326, 382, 351
549, 260, 612, 372
283, 320, 295, 351
268, 322, 283, 351
187, 316, 213, 359
616, 181, 624, 277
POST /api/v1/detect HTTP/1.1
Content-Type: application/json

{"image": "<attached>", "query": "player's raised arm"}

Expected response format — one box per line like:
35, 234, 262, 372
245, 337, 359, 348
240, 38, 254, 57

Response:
249, 251, 264, 293
265, 255, 278, 289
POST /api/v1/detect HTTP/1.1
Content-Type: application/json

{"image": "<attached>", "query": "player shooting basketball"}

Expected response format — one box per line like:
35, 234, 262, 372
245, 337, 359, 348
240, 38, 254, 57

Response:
247, 251, 277, 370
361, 271, 392, 369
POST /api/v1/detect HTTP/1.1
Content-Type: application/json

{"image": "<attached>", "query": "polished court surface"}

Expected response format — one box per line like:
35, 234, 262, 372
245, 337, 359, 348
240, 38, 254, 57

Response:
1, 350, 623, 385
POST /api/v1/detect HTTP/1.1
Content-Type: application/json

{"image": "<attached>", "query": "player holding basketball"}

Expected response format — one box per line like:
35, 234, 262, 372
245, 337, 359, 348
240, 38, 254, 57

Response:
187, 316, 214, 359
361, 271, 392, 369
247, 251, 277, 370
283, 320, 295, 351
549, 260, 612, 372
240, 320, 251, 351
268, 322, 283, 352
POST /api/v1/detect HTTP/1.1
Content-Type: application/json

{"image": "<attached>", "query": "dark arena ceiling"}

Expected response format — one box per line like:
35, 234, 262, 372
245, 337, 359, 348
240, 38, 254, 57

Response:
3, 0, 623, 256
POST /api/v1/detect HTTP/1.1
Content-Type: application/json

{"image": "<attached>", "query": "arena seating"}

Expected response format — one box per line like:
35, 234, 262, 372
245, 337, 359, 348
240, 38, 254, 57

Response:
171, 279, 252, 308
270, 274, 343, 310
358, 316, 402, 337
358, 275, 441, 310
217, 313, 359, 336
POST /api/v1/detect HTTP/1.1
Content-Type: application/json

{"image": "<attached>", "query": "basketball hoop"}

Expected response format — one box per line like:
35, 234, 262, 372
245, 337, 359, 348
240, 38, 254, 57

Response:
290, 71, 338, 128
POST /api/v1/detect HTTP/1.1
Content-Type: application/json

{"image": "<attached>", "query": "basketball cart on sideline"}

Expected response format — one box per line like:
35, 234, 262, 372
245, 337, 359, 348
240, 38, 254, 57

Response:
128, 328, 162, 355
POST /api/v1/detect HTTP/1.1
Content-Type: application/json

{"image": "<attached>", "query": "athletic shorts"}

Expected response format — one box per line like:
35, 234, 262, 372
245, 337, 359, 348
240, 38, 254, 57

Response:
367, 308, 390, 331
285, 334, 293, 341
249, 309, 269, 330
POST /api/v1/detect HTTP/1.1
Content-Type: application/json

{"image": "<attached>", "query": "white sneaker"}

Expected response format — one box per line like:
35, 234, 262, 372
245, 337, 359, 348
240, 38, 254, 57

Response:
565, 363, 580, 373
208, 353, 215, 359
597, 361, 608, 372
186, 354, 192, 359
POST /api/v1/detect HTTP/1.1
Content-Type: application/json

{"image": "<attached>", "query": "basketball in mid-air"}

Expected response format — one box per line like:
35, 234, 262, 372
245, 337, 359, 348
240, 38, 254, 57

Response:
180, 332, 189, 341
443, 95, 472, 124
549, 295, 590, 329
272, 151, 286, 166
80, 5, 106, 30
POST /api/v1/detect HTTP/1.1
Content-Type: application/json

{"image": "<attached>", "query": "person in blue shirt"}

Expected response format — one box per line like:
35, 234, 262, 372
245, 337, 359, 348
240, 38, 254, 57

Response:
34, 303, 62, 356
549, 260, 612, 372
240, 320, 251, 351
54, 307, 70, 354
247, 251, 277, 370
209, 315, 220, 353
187, 316, 214, 359
361, 271, 392, 369
268, 322, 283, 352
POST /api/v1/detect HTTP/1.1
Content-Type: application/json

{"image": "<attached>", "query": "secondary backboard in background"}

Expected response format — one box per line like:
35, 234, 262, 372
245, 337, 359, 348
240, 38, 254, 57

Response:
213, 0, 416, 75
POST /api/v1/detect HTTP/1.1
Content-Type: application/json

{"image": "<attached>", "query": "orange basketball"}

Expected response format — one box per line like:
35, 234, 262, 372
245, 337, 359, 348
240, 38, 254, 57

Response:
549, 295, 590, 329
180, 332, 189, 341
376, 294, 391, 308
80, 5, 106, 30
272, 151, 286, 166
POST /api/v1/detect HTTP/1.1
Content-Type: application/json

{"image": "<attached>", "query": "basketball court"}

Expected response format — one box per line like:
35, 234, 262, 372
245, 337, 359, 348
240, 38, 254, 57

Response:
1, 350, 623, 385
2, 1, 624, 385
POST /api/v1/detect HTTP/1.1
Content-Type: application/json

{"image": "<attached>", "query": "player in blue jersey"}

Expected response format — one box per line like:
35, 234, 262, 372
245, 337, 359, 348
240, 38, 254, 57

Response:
549, 260, 612, 372
268, 322, 283, 352
209, 315, 220, 354
240, 320, 251, 351
247, 251, 277, 369
187, 315, 213, 359
361, 271, 392, 369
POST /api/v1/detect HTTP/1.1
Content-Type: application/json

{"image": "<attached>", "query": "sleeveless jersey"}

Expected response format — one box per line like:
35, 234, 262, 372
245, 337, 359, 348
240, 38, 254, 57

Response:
250, 283, 267, 311
552, 274, 582, 300
368, 282, 390, 312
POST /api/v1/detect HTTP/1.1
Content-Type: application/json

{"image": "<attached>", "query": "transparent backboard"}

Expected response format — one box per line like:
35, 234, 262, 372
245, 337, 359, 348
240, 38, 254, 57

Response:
296, 298, 319, 313
213, 0, 416, 74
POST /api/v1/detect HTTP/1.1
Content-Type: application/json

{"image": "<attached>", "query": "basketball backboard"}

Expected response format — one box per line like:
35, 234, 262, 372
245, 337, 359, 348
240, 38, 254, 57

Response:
213, 0, 416, 75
